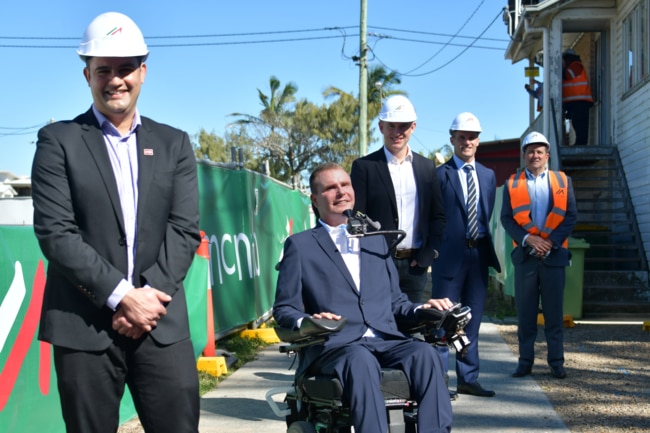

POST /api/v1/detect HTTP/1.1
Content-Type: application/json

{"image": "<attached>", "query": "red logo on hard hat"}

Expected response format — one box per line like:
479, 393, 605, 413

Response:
106, 27, 123, 37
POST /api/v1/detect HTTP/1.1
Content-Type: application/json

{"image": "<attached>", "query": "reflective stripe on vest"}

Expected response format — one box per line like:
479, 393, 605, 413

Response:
507, 170, 569, 248
562, 62, 594, 103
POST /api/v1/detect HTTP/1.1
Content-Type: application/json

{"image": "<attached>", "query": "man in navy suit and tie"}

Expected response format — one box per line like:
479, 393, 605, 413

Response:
32, 12, 200, 433
431, 113, 501, 398
273, 163, 453, 433
351, 95, 446, 303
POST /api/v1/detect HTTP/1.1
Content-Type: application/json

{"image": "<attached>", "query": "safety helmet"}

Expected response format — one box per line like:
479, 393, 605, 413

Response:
379, 95, 417, 123
562, 48, 577, 57
77, 12, 149, 60
449, 112, 482, 135
521, 131, 550, 150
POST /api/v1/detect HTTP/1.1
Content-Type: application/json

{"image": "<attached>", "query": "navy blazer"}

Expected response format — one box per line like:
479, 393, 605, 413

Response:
273, 224, 420, 377
500, 171, 578, 267
32, 108, 201, 351
350, 149, 446, 267
432, 159, 501, 278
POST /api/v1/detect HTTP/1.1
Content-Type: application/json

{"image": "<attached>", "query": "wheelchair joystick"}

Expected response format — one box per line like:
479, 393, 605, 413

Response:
415, 303, 473, 357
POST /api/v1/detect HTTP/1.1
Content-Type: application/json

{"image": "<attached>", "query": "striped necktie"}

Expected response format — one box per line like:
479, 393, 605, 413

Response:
464, 165, 479, 240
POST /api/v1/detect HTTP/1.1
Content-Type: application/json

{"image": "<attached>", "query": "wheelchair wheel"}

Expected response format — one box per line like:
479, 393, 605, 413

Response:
287, 420, 317, 433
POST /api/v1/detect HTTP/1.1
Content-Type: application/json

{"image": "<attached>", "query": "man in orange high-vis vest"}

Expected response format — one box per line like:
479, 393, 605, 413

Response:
562, 48, 593, 145
500, 131, 577, 380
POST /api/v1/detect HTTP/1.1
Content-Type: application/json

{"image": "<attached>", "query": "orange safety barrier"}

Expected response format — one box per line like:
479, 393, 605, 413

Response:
197, 231, 216, 357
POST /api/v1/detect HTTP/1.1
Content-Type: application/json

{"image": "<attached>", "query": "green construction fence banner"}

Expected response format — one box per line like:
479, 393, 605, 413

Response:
197, 162, 312, 333
0, 162, 311, 433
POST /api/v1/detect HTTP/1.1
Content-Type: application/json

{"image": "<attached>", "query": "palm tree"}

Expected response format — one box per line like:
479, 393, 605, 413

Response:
324, 66, 403, 148
257, 75, 298, 125
367, 65, 403, 120
230, 76, 298, 157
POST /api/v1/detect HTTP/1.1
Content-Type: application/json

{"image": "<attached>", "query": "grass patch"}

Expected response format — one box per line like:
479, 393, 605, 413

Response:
198, 370, 220, 395
198, 333, 271, 396
484, 282, 517, 320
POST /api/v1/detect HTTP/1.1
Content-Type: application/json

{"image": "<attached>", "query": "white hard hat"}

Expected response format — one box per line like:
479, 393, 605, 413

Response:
521, 131, 550, 149
379, 95, 417, 122
77, 12, 149, 60
449, 112, 482, 134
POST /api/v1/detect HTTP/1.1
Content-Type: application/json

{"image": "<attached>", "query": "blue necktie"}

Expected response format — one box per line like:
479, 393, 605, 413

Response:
464, 165, 479, 240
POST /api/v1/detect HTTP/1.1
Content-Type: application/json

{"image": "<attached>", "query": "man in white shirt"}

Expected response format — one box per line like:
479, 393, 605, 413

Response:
351, 95, 446, 303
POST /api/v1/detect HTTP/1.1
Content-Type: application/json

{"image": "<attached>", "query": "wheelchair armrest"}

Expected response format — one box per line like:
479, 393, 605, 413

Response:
410, 304, 473, 356
275, 317, 348, 344
414, 303, 471, 331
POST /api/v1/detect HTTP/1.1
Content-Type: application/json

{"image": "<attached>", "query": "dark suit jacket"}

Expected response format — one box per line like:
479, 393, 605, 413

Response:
432, 159, 501, 278
273, 225, 420, 377
32, 108, 201, 351
500, 171, 577, 267
350, 149, 446, 267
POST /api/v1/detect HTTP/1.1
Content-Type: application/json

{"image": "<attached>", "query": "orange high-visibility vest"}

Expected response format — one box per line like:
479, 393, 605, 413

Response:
506, 170, 569, 248
562, 61, 594, 103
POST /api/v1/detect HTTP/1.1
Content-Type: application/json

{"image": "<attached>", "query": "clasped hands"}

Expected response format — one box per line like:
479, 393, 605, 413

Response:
112, 288, 171, 339
526, 235, 553, 258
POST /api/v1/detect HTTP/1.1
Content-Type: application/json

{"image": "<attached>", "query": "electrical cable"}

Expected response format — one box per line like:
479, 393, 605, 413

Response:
370, 8, 503, 78
401, 0, 486, 75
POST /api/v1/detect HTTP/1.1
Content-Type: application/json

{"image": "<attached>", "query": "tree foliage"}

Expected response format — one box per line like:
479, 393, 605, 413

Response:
196, 67, 404, 184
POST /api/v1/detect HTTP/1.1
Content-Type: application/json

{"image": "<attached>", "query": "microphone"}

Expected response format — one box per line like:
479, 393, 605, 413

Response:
359, 212, 381, 230
342, 210, 382, 231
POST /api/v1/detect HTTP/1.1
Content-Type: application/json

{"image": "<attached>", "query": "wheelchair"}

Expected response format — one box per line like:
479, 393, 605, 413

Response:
266, 303, 472, 433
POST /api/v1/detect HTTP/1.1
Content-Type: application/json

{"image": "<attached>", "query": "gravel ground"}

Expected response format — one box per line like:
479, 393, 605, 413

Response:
496, 320, 650, 433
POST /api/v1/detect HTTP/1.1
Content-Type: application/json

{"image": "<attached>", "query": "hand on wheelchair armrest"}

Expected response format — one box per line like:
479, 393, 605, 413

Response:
411, 303, 473, 356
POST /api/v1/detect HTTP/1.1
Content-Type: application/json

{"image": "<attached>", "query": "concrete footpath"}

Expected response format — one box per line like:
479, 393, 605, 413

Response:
198, 320, 571, 433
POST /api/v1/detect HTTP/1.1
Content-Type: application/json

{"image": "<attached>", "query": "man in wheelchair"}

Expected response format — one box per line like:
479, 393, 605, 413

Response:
273, 163, 467, 433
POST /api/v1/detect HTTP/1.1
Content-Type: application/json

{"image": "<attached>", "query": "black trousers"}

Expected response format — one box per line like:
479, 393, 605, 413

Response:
53, 336, 199, 433
565, 100, 592, 145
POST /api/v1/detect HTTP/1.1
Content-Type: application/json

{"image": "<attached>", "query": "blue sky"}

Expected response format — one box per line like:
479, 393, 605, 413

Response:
0, 1, 529, 177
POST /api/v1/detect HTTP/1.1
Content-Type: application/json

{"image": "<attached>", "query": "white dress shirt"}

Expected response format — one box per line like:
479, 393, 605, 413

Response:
384, 146, 421, 250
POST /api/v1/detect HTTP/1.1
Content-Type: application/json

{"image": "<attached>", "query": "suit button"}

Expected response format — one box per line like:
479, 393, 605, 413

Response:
118, 238, 126, 246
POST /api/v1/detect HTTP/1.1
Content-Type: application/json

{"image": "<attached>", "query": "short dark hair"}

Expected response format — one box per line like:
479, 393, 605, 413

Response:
309, 162, 345, 220
309, 162, 343, 194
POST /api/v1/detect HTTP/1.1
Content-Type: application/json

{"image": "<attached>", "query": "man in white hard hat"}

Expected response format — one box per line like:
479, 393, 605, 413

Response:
501, 131, 577, 380
351, 95, 446, 303
432, 112, 501, 398
31, 12, 201, 433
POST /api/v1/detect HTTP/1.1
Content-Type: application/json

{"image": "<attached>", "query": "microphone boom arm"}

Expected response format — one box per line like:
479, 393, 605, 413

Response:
343, 210, 406, 251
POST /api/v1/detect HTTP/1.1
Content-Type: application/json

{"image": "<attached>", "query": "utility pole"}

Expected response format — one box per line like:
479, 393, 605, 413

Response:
358, 0, 368, 156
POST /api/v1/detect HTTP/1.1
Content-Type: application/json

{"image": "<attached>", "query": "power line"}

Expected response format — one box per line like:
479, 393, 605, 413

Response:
400, 0, 486, 75
368, 27, 508, 43
0, 25, 508, 50
0, 123, 44, 129
0, 26, 358, 40
370, 36, 503, 51
0, 122, 45, 137
371, 8, 504, 78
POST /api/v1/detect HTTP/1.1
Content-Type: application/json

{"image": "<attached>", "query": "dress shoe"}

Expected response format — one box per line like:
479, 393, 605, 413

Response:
457, 381, 495, 397
512, 366, 533, 378
449, 390, 458, 401
550, 366, 567, 379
